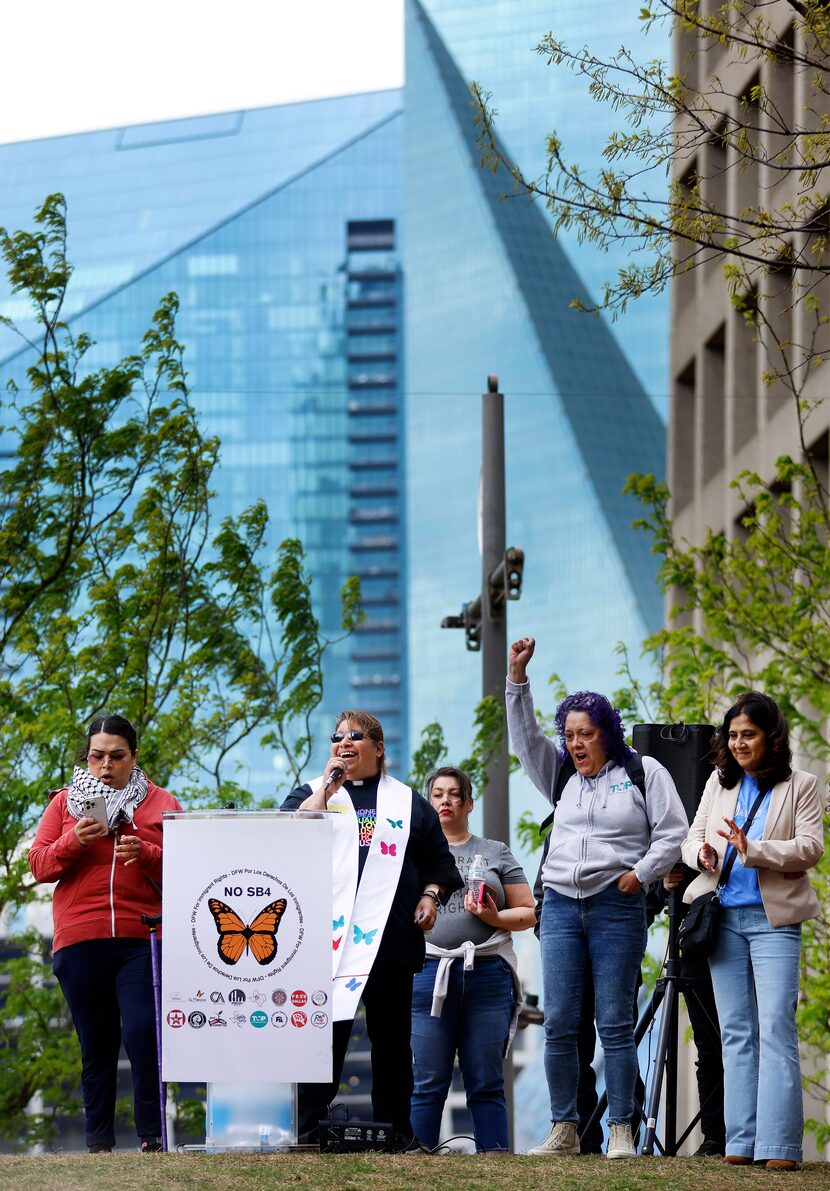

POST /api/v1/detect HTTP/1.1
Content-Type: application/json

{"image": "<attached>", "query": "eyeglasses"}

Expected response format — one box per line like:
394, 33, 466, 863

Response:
331, 730, 367, 744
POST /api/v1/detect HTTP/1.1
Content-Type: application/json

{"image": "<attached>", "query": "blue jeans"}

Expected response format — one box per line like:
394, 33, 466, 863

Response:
540, 884, 646, 1126
709, 905, 803, 1162
411, 956, 516, 1151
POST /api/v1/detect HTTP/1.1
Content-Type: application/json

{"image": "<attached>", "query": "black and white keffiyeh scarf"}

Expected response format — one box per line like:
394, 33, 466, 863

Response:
66, 766, 149, 833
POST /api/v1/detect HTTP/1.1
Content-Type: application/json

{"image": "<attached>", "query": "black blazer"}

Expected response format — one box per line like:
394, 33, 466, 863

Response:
281, 781, 463, 970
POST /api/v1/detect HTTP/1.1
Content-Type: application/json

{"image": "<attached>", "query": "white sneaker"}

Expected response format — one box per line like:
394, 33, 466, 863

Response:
527, 1121, 580, 1156
606, 1122, 637, 1159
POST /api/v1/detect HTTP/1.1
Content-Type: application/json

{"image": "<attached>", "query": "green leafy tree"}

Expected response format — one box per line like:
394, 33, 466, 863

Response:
472, 2, 830, 316
408, 695, 510, 798
472, 1, 830, 478
0, 195, 362, 1147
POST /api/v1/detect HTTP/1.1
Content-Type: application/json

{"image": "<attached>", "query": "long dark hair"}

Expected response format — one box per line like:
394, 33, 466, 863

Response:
77, 714, 138, 765
713, 692, 791, 789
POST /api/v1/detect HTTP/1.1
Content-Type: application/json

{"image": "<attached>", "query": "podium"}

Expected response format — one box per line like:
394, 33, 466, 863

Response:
161, 810, 333, 1150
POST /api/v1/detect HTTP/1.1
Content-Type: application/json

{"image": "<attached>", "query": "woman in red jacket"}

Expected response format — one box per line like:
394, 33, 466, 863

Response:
29, 714, 182, 1153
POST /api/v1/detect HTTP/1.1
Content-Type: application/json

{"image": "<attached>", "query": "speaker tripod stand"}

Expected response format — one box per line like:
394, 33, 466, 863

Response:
582, 888, 723, 1156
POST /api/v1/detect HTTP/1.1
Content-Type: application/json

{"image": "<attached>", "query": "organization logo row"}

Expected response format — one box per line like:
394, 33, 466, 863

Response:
165, 987, 329, 1029
166, 1007, 328, 1029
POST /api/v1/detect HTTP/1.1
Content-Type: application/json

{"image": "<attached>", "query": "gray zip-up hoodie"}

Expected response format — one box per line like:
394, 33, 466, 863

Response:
506, 678, 688, 897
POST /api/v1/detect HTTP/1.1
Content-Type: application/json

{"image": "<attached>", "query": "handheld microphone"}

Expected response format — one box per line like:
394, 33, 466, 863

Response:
324, 766, 345, 792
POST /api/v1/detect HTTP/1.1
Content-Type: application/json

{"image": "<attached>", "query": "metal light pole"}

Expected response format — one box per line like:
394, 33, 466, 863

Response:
480, 376, 509, 843
440, 375, 524, 1150
441, 375, 523, 807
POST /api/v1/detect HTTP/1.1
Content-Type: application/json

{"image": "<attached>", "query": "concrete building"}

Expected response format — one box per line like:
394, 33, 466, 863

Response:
670, 3, 829, 554
668, 2, 828, 1159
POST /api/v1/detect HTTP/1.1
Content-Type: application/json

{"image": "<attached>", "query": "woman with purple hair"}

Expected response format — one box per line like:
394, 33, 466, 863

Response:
505, 637, 688, 1160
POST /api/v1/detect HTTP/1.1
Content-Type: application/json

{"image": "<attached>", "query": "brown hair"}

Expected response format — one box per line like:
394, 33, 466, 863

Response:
334, 710, 386, 775
424, 766, 473, 804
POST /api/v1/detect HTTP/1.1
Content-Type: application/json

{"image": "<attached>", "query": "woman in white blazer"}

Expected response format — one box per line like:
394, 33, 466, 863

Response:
681, 692, 824, 1171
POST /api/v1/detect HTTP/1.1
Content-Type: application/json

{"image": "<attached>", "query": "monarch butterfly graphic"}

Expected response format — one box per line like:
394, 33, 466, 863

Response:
207, 897, 288, 966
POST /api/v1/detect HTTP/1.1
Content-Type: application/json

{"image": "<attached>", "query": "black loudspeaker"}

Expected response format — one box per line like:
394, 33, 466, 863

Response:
632, 723, 715, 825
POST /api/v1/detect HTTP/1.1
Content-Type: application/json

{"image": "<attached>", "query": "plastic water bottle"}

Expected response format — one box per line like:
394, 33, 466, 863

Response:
468, 853, 487, 899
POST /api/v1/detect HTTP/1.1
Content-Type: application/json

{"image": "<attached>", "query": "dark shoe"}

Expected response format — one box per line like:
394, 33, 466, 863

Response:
766, 1160, 799, 1171
695, 1140, 725, 1157
724, 1155, 751, 1165
391, 1132, 428, 1154
88, 1144, 112, 1154
140, 1137, 163, 1153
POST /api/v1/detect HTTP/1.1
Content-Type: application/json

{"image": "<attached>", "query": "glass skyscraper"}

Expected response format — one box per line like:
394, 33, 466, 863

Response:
404, 0, 665, 795
0, 92, 408, 785
0, 3, 668, 800
0, 2, 670, 1142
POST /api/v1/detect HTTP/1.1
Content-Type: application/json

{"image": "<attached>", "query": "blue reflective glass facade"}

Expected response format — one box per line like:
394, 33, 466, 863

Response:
404, 0, 664, 798
0, 4, 666, 810
0, 96, 408, 786
415, 0, 671, 407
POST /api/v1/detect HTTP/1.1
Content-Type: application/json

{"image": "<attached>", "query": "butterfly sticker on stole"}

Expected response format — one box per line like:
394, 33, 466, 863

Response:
387, 818, 403, 829
353, 923, 378, 946
207, 897, 288, 966
380, 841, 396, 856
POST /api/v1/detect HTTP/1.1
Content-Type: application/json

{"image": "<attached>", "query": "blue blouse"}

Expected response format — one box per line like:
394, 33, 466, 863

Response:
719, 773, 771, 908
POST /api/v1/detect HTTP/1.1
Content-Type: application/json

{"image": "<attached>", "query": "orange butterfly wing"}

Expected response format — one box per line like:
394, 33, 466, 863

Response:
248, 899, 288, 965
218, 931, 248, 965
208, 898, 249, 966
207, 897, 288, 967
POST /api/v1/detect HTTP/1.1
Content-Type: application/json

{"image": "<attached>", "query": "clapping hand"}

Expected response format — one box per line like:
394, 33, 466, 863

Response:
698, 842, 718, 872
716, 816, 747, 859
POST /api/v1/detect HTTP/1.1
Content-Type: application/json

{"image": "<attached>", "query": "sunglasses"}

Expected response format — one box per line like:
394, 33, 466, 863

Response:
330, 730, 367, 744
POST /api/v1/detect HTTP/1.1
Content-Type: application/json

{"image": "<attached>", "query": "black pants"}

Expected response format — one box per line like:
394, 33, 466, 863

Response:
54, 938, 161, 1148
681, 956, 725, 1148
298, 958, 415, 1143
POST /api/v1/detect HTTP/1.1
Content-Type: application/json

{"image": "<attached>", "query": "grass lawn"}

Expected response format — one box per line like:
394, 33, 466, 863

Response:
0, 1153, 826, 1191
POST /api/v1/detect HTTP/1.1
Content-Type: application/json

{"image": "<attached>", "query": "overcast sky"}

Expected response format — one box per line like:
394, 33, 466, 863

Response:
0, 0, 404, 145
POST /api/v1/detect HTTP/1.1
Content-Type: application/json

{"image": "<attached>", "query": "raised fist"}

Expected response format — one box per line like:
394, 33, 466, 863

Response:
508, 637, 535, 683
